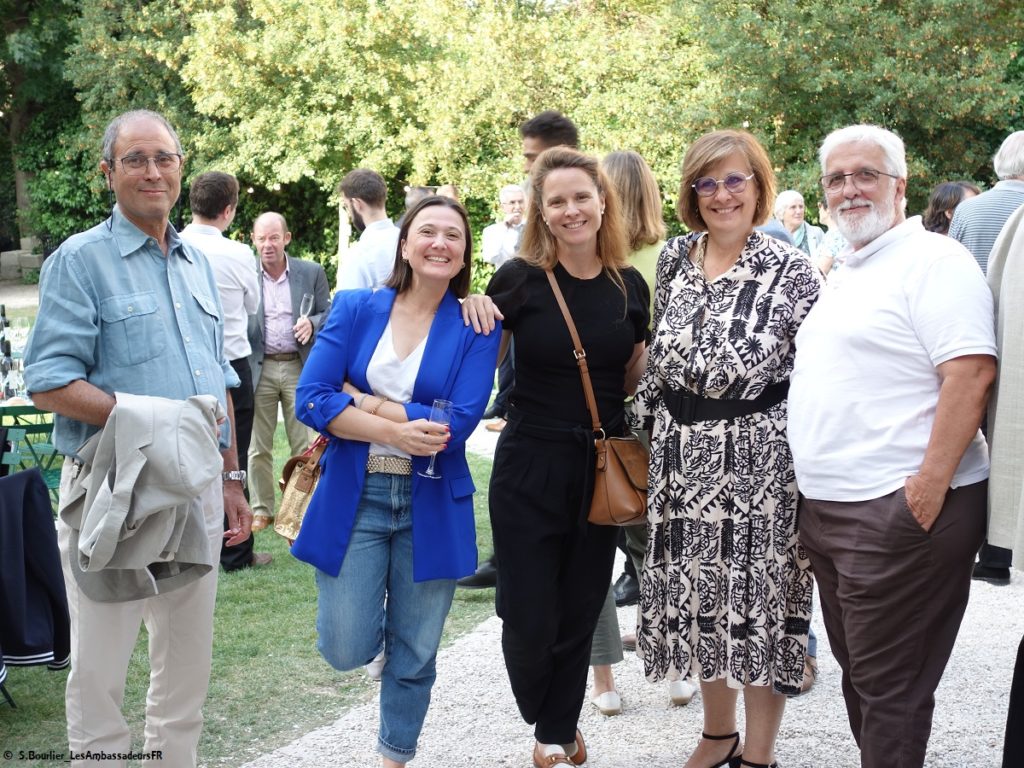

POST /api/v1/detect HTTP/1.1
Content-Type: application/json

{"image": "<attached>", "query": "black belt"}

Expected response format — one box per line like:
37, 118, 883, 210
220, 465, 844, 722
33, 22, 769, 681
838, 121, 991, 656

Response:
661, 381, 788, 426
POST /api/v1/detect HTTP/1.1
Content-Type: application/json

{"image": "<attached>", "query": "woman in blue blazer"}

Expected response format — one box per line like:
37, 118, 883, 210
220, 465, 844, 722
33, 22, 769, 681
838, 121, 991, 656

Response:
292, 196, 500, 767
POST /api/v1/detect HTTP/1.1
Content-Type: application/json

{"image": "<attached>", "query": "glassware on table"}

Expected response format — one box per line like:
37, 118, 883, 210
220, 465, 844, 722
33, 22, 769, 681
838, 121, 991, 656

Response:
418, 399, 453, 479
7, 317, 30, 355
298, 292, 314, 319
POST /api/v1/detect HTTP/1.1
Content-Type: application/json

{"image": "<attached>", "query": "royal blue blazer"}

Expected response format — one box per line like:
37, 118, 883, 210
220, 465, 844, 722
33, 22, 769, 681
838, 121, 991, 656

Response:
291, 287, 500, 581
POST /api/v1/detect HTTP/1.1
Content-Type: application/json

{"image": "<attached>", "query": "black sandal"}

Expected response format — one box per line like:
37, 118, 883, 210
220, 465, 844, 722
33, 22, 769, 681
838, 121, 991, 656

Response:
732, 758, 779, 768
700, 732, 741, 768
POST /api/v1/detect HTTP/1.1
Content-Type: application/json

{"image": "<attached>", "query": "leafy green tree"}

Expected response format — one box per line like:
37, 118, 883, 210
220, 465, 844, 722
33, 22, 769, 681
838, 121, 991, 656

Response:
689, 0, 1024, 214
1, 0, 78, 242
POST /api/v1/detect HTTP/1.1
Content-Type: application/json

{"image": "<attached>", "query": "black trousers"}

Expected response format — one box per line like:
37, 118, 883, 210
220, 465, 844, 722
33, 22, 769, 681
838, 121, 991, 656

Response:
490, 412, 618, 745
221, 356, 255, 571
1005, 632, 1024, 767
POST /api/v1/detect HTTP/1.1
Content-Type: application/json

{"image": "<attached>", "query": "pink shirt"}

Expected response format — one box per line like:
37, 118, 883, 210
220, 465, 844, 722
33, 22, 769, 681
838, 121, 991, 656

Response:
262, 260, 298, 354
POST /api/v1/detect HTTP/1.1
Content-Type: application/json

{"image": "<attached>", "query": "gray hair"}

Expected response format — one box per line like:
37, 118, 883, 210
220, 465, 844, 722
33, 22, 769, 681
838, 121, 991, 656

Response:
993, 131, 1024, 180
498, 184, 524, 203
773, 189, 804, 220
102, 110, 183, 161
818, 124, 907, 179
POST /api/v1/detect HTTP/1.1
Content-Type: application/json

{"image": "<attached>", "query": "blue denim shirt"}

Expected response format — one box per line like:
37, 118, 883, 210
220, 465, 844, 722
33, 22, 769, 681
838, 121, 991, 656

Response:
24, 207, 240, 457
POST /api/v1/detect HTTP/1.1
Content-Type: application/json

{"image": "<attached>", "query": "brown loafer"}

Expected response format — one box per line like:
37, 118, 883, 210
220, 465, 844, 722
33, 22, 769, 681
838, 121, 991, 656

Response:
800, 655, 818, 694
251, 514, 272, 532
570, 729, 587, 765
532, 744, 574, 767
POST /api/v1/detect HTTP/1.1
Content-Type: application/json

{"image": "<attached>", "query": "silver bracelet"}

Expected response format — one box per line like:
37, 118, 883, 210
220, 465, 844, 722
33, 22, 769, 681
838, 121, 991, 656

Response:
356, 393, 369, 410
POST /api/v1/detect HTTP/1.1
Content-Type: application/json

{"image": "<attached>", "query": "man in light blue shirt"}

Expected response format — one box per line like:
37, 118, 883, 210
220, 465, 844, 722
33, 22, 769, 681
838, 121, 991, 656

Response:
23, 109, 249, 767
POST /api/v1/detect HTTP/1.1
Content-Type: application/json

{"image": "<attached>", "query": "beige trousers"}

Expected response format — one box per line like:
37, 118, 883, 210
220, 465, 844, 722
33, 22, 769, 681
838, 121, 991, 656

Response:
248, 356, 313, 519
58, 463, 222, 768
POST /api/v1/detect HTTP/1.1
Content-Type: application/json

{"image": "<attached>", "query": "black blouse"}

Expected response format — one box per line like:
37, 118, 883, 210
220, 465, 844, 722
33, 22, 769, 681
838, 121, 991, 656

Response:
486, 259, 650, 429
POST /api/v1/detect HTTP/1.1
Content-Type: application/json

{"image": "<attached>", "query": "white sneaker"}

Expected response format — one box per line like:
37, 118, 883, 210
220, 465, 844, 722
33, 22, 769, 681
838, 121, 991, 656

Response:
590, 690, 622, 716
668, 679, 697, 706
365, 650, 386, 681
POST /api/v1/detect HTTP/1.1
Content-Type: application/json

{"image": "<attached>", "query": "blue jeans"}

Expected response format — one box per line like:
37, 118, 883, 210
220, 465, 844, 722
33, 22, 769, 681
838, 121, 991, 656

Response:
314, 472, 456, 763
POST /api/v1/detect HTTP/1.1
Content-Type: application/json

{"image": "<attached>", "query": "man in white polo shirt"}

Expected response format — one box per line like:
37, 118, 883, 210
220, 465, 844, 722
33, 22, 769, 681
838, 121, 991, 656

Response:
789, 124, 997, 768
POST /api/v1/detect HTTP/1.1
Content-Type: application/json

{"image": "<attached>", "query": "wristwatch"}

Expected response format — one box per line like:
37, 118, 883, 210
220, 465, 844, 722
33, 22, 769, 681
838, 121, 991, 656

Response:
222, 470, 247, 486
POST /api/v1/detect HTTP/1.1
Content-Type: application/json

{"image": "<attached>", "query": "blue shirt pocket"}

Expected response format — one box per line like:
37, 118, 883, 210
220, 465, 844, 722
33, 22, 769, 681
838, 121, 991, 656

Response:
99, 291, 166, 366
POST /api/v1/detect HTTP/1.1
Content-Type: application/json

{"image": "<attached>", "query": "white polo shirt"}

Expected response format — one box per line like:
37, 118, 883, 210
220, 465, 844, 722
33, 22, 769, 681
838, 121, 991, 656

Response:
788, 216, 996, 501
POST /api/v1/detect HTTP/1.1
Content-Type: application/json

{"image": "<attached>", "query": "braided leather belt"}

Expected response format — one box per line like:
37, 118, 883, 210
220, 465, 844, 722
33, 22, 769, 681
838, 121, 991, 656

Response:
366, 455, 412, 475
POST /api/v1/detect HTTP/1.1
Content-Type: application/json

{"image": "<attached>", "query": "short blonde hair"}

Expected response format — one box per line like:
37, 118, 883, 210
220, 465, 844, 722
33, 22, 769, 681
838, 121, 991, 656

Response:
677, 129, 776, 231
602, 151, 666, 252
520, 147, 630, 281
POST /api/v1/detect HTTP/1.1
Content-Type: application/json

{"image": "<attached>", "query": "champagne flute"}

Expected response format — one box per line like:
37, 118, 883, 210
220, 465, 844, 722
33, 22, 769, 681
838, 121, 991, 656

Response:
298, 292, 315, 319
418, 399, 453, 479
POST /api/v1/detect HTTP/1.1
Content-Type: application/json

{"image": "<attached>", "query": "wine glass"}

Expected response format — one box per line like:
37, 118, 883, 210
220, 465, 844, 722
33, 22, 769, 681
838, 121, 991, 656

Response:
418, 399, 453, 479
298, 292, 315, 319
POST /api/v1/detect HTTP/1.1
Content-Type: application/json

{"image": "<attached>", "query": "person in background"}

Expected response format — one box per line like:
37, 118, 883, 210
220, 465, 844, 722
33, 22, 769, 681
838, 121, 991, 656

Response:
247, 213, 331, 532
396, 185, 435, 228
587, 149, 700, 716
949, 131, 1024, 587
922, 181, 980, 235
480, 184, 526, 428
775, 189, 824, 260
635, 129, 820, 768
815, 199, 849, 276
290, 195, 499, 767
984, 201, 1024, 768
436, 184, 459, 201
336, 168, 400, 291
485, 147, 648, 766
181, 171, 270, 570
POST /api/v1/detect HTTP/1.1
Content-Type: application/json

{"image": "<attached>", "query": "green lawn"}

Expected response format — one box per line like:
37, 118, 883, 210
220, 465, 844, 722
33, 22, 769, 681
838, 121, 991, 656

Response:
0, 423, 496, 767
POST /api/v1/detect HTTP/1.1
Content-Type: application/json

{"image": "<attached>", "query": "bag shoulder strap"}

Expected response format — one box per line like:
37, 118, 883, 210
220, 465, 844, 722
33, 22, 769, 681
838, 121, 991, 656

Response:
544, 269, 603, 434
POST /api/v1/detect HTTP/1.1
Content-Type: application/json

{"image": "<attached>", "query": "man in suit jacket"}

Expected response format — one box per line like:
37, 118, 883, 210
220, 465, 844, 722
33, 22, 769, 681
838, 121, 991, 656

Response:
248, 212, 331, 531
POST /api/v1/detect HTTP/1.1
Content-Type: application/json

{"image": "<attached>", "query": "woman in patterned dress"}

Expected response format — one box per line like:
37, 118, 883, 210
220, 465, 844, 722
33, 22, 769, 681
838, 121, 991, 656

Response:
634, 130, 822, 768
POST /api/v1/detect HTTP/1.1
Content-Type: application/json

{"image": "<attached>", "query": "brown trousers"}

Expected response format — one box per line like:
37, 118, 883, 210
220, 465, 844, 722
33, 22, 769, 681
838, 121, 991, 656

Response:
799, 481, 986, 768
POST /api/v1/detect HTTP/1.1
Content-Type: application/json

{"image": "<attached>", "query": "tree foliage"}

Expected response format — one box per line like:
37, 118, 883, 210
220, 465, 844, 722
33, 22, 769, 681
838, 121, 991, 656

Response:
690, 0, 1024, 211
5, 0, 1023, 251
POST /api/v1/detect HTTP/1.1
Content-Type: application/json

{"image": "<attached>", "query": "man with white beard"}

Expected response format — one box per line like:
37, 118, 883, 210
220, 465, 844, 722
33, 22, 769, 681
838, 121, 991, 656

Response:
787, 125, 997, 768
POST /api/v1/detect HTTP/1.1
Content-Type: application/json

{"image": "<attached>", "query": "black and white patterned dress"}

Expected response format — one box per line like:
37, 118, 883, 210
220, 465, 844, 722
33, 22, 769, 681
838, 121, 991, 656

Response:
634, 230, 821, 694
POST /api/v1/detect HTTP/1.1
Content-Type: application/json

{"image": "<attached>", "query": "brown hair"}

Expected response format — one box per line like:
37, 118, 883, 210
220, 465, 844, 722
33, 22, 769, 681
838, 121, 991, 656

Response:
188, 171, 239, 219
602, 150, 666, 252
384, 196, 472, 298
520, 147, 630, 284
677, 129, 775, 231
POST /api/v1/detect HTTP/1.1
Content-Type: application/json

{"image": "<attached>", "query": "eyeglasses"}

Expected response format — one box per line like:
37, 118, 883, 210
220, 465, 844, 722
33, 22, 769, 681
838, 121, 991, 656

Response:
820, 168, 900, 193
692, 171, 755, 197
113, 153, 183, 176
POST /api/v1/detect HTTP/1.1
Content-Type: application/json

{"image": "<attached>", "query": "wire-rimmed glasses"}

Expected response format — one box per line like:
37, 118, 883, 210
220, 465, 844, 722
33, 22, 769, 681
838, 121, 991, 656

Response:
113, 153, 183, 176
691, 171, 756, 197
819, 168, 900, 194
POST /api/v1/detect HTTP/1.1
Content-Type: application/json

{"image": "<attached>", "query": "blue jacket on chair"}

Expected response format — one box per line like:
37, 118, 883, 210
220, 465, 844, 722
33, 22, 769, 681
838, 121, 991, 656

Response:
291, 288, 500, 582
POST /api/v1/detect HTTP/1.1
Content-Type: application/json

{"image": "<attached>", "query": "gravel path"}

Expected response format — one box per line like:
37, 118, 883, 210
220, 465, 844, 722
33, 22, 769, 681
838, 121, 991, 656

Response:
241, 422, 1020, 768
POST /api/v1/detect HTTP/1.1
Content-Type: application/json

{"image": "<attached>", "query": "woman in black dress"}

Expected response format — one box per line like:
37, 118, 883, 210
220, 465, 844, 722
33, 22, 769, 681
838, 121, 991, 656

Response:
485, 147, 649, 767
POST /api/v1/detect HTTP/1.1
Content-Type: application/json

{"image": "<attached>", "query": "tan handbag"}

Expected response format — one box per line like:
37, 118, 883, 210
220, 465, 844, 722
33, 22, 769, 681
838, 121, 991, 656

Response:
275, 435, 329, 541
545, 270, 648, 526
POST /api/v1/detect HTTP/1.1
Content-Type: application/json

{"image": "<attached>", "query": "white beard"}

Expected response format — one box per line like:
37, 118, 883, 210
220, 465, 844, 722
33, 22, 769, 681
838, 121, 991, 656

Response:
834, 196, 896, 247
